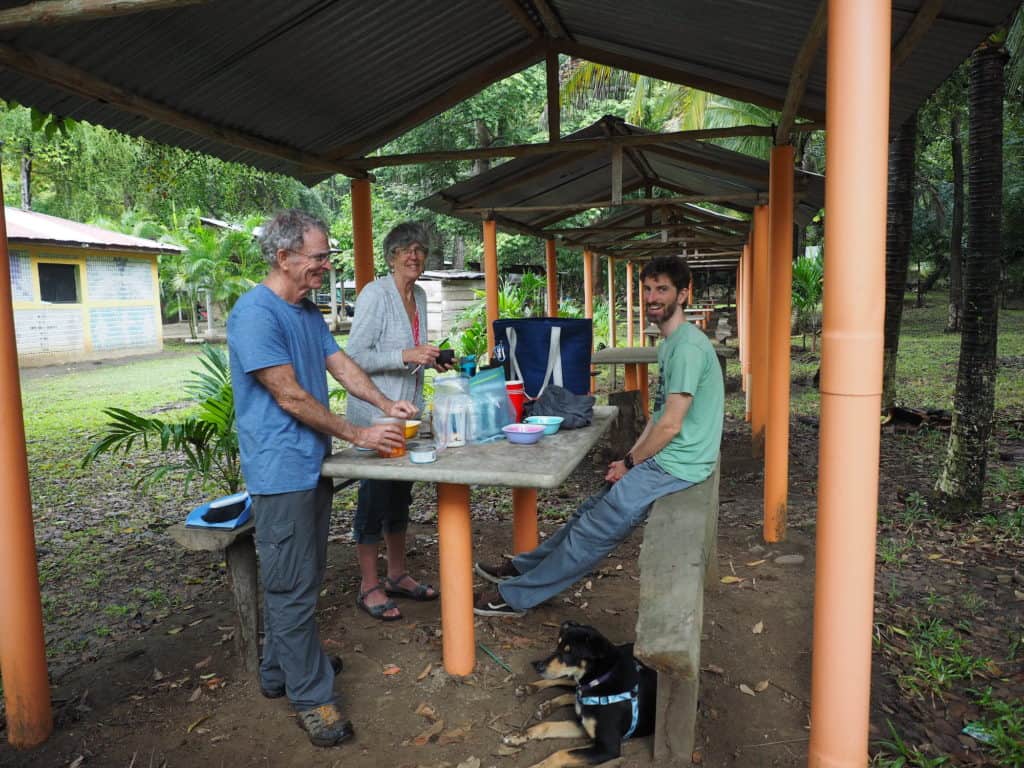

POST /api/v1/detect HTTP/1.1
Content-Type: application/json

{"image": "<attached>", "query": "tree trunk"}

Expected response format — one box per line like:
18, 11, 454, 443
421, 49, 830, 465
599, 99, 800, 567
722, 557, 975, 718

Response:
19, 149, 32, 210
946, 112, 965, 332
453, 235, 466, 270
882, 113, 917, 410
936, 43, 1007, 516
472, 120, 493, 176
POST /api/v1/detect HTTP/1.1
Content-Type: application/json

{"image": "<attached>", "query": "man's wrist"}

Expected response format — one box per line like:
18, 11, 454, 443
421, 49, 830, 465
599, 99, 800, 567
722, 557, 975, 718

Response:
624, 452, 635, 469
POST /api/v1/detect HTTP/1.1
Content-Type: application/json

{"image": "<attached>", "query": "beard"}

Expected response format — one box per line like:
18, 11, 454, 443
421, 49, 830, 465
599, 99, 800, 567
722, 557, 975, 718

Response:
646, 299, 680, 323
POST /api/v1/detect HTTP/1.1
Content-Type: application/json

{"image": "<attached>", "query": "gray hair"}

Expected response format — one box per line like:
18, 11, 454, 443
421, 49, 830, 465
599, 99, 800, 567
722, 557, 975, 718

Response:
258, 209, 329, 267
382, 221, 431, 268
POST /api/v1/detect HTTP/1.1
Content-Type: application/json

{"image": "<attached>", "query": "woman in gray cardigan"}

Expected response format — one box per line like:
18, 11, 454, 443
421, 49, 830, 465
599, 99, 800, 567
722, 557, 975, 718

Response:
345, 222, 450, 620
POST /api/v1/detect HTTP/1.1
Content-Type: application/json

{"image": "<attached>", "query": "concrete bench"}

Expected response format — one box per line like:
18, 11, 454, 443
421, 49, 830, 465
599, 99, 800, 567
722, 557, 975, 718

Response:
634, 460, 720, 762
169, 519, 259, 672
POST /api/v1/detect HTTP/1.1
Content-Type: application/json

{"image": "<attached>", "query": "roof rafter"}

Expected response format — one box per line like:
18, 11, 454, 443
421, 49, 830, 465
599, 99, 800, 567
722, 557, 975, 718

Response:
892, 0, 944, 70
454, 192, 763, 215
776, 1, 828, 144
0, 0, 205, 31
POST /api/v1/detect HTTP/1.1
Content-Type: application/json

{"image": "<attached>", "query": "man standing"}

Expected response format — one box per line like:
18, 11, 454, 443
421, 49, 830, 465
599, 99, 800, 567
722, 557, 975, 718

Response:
228, 210, 416, 746
474, 255, 723, 616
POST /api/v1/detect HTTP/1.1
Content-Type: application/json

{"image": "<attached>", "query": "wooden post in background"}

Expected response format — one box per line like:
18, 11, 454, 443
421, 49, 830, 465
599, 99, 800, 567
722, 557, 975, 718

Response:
545, 238, 558, 316
351, 178, 374, 292
483, 219, 499, 353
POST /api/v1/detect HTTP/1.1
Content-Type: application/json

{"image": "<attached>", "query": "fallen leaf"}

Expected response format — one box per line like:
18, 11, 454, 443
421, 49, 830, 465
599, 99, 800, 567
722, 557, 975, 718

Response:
166, 626, 183, 635
152, 668, 165, 681
702, 664, 725, 675
383, 664, 401, 676
541, 621, 560, 628
1015, 590, 1024, 601
188, 686, 202, 703
603, 608, 621, 615
188, 618, 204, 627
186, 715, 209, 733
194, 656, 212, 669
615, 564, 623, 570
584, 580, 593, 590
203, 676, 224, 689
415, 702, 438, 721
416, 663, 433, 681
199, 673, 217, 680
412, 719, 445, 745
746, 559, 766, 567
720, 576, 744, 584
456, 757, 481, 768
752, 621, 764, 635
754, 679, 770, 692
738, 683, 756, 696
438, 727, 469, 745
494, 744, 522, 756
68, 757, 85, 768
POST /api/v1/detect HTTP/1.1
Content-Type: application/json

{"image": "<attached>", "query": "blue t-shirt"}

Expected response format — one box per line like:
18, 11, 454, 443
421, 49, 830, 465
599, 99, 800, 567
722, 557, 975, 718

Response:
227, 284, 340, 494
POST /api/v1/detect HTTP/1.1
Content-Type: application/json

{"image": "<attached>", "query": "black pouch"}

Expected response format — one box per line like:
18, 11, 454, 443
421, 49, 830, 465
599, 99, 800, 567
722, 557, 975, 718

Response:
522, 384, 595, 429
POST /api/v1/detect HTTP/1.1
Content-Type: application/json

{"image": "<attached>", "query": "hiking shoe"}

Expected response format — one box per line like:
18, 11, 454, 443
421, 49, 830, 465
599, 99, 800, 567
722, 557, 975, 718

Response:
260, 655, 343, 699
295, 702, 355, 747
473, 589, 525, 617
474, 559, 519, 584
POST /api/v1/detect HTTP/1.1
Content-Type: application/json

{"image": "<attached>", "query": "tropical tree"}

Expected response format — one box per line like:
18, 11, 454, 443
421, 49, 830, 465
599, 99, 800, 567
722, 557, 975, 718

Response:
936, 39, 1008, 515
882, 113, 917, 409
83, 345, 241, 495
791, 254, 824, 352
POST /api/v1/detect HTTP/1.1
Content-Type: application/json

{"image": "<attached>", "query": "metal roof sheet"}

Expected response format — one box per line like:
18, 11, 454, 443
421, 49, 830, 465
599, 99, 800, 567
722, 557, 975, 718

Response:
4, 207, 183, 253
418, 116, 825, 243
0, 1, 1015, 183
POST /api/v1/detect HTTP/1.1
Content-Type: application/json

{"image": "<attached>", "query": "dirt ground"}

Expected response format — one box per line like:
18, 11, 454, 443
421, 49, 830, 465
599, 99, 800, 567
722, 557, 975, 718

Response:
2, 347, 1021, 768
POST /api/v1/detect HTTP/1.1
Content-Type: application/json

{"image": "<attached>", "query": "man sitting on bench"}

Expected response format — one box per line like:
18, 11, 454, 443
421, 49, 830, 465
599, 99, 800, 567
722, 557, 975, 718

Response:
474, 255, 724, 617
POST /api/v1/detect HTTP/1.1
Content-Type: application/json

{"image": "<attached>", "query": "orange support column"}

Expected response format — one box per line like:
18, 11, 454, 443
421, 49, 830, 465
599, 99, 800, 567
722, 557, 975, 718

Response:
483, 219, 499, 353
638, 279, 647, 346
351, 178, 374, 292
764, 144, 795, 543
437, 483, 475, 675
808, 2, 890, 767
583, 249, 594, 319
625, 261, 635, 346
638, 365, 650, 417
742, 242, 753, 420
624, 364, 638, 391
607, 257, 616, 347
0, 194, 53, 748
750, 204, 770, 455
737, 259, 745, 392
512, 488, 539, 553
545, 239, 559, 316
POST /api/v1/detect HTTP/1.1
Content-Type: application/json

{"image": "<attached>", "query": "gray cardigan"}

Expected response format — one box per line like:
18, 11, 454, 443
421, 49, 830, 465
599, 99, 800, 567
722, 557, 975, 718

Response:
344, 274, 429, 426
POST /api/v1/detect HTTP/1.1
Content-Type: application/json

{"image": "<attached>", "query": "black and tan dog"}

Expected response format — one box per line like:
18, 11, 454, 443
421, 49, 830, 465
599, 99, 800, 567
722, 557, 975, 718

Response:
502, 621, 657, 768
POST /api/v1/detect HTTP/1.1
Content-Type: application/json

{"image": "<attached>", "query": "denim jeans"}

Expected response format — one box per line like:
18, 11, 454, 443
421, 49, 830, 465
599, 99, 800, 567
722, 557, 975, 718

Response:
498, 458, 693, 611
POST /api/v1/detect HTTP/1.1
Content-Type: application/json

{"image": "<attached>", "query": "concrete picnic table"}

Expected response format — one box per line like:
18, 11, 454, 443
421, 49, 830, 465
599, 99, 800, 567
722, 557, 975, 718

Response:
321, 404, 617, 676
592, 346, 657, 417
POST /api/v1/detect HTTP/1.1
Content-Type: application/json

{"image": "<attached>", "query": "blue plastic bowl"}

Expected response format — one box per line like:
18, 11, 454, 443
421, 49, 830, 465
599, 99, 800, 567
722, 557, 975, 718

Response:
502, 423, 545, 445
524, 415, 564, 435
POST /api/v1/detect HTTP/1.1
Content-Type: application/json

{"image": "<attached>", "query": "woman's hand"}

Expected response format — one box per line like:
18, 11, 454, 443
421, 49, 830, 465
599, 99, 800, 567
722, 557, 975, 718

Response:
386, 400, 419, 419
403, 345, 440, 367
355, 423, 405, 452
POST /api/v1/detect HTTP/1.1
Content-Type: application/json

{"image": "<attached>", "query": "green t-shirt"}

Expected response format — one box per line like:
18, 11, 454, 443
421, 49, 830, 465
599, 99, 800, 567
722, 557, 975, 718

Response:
651, 322, 725, 483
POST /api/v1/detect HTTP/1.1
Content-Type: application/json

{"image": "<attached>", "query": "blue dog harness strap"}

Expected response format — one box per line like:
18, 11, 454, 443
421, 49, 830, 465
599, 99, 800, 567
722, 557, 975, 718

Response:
576, 662, 642, 740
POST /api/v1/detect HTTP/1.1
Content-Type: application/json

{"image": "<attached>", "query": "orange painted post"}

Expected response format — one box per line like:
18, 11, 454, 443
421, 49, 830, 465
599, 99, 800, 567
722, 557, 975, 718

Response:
545, 239, 559, 316
737, 260, 745, 392
638, 280, 647, 346
624, 364, 638, 391
607, 258, 616, 348
750, 204, 771, 456
764, 143, 795, 543
437, 483, 475, 676
483, 219, 499, 354
351, 178, 374, 292
512, 488, 539, 553
808, 2, 890, 766
625, 260, 635, 346
638, 364, 650, 417
742, 243, 753, 420
688, 273, 694, 307
583, 248, 594, 319
0, 195, 53, 748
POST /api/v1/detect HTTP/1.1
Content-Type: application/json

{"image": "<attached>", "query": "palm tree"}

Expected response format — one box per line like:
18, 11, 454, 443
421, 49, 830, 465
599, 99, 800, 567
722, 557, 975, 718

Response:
882, 113, 917, 409
791, 254, 824, 351
936, 39, 1008, 515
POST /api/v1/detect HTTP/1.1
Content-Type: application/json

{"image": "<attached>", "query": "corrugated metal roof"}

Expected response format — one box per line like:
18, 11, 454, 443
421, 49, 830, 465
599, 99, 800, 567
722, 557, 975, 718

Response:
0, 0, 1014, 184
418, 116, 824, 245
4, 207, 183, 253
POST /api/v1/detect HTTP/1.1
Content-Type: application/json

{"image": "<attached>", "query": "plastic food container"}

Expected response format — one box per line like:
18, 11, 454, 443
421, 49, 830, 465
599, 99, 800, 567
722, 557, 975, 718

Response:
407, 441, 437, 463
404, 419, 422, 439
524, 415, 564, 435
502, 423, 545, 445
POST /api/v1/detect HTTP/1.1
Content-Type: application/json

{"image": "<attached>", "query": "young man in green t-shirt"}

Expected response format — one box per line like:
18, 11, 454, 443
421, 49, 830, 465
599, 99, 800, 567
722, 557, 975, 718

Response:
474, 256, 725, 616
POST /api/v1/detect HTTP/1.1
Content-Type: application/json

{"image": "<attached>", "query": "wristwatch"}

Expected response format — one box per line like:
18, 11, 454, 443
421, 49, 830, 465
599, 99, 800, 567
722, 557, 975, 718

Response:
624, 452, 635, 469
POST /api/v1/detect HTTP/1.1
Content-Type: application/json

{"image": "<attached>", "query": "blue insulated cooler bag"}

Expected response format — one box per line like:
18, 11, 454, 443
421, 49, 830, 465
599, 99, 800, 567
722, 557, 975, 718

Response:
493, 318, 593, 398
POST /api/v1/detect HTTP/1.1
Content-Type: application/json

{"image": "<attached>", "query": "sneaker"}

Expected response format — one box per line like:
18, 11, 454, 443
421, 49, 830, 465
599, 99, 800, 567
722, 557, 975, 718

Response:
474, 559, 519, 584
473, 589, 525, 617
261, 655, 343, 699
295, 702, 355, 747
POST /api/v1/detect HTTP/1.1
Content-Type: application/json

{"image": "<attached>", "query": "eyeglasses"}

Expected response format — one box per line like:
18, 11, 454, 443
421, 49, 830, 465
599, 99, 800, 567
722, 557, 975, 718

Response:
393, 244, 428, 258
287, 248, 340, 263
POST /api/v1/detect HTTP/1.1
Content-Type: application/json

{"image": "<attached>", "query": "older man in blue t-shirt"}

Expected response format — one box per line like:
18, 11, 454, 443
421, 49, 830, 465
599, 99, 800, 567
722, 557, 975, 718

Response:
228, 210, 416, 747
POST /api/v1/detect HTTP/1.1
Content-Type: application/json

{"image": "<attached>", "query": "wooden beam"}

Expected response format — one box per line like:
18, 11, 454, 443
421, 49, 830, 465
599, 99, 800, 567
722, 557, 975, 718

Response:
546, 50, 561, 142
611, 145, 623, 205
892, 0, 943, 71
578, 238, 747, 249
533, 0, 568, 39
455, 193, 761, 216
0, 0, 204, 31
546, 224, 730, 235
347, 123, 777, 170
0, 42, 361, 177
326, 40, 547, 161
499, 0, 542, 38
776, 1, 828, 144
555, 39, 826, 123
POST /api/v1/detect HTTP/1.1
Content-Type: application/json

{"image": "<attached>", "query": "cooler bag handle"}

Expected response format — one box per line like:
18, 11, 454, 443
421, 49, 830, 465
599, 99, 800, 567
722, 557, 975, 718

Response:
507, 325, 563, 399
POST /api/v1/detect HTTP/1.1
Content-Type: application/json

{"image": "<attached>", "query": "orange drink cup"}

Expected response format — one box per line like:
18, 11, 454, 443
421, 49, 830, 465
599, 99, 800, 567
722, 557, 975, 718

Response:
372, 416, 406, 458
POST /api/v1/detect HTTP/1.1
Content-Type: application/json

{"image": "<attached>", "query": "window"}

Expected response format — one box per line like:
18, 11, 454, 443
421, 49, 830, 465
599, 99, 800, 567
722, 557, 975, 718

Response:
39, 263, 80, 303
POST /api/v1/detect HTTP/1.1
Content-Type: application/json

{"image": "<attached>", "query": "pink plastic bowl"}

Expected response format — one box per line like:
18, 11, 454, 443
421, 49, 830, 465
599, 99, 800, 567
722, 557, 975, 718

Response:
502, 423, 545, 445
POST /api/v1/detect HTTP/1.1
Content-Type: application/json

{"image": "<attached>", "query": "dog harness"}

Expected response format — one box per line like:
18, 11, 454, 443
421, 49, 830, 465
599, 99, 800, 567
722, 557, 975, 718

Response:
575, 662, 642, 740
